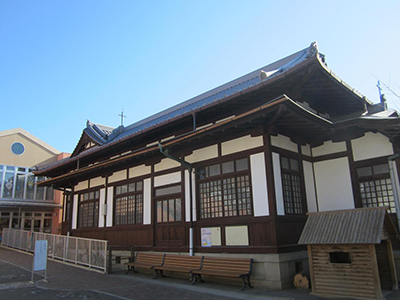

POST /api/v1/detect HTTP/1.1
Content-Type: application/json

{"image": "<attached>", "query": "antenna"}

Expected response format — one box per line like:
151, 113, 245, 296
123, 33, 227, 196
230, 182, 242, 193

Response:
118, 109, 126, 126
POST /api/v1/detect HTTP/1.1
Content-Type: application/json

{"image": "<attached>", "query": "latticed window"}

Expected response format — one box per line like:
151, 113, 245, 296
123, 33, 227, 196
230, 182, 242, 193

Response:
78, 190, 99, 228
198, 157, 252, 219
114, 181, 143, 225
280, 156, 304, 214
357, 163, 396, 213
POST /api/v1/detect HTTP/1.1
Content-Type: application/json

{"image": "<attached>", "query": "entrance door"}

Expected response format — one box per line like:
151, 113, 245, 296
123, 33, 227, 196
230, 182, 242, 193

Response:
154, 184, 183, 248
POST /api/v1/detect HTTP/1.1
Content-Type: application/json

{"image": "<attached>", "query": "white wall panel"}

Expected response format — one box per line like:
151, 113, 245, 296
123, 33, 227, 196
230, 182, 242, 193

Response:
301, 144, 311, 157
90, 177, 104, 188
250, 153, 269, 216
75, 180, 88, 192
185, 145, 218, 163
143, 178, 151, 225
312, 141, 346, 157
155, 158, 180, 172
221, 135, 263, 156
351, 132, 393, 161
72, 194, 78, 229
108, 170, 127, 183
129, 164, 151, 178
154, 172, 181, 187
106, 187, 113, 227
272, 152, 285, 215
314, 157, 354, 211
99, 188, 105, 227
185, 170, 197, 222
271, 134, 298, 153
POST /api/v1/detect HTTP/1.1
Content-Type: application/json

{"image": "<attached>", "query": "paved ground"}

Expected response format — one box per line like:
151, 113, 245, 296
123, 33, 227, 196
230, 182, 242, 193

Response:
1, 246, 400, 300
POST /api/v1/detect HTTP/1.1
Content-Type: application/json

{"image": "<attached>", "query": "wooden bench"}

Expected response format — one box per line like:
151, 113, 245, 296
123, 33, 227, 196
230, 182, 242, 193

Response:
125, 252, 165, 274
190, 257, 253, 290
152, 254, 203, 279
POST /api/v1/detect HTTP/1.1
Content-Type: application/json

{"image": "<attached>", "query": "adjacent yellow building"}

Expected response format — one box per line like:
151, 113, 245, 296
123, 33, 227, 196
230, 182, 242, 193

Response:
0, 128, 69, 238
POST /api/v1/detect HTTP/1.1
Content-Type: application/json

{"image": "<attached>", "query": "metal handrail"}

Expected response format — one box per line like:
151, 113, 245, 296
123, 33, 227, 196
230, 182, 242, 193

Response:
1, 228, 108, 273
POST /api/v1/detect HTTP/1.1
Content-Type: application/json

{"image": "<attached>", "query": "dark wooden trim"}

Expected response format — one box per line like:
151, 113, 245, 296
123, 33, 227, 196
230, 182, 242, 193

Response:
264, 134, 277, 218
311, 151, 349, 163
347, 140, 362, 208
104, 173, 108, 227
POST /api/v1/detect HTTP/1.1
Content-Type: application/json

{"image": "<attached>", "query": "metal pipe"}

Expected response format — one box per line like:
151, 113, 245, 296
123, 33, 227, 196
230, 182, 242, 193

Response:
388, 153, 400, 231
158, 143, 194, 256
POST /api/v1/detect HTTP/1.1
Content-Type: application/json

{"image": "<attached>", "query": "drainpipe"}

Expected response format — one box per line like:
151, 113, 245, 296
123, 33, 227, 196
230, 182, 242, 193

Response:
388, 153, 400, 231
158, 143, 194, 256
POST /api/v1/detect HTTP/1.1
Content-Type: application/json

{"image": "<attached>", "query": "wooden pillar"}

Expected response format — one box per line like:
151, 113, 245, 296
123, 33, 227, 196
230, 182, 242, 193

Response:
307, 245, 316, 294
386, 240, 399, 290
369, 244, 384, 300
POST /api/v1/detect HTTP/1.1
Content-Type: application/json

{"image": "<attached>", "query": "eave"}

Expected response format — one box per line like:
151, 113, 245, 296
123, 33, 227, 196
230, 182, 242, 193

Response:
38, 95, 337, 188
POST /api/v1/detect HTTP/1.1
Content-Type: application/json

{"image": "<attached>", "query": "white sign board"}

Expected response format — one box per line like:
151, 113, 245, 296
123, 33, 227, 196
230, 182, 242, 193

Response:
33, 240, 48, 271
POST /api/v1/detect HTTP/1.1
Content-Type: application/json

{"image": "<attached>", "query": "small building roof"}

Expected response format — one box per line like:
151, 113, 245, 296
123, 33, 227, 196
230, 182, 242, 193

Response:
298, 207, 399, 245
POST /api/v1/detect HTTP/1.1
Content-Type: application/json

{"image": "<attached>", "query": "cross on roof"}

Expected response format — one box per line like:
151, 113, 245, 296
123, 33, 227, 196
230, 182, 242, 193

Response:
118, 109, 126, 126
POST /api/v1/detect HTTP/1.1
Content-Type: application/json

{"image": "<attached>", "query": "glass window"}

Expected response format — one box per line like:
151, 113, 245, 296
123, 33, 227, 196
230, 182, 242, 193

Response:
156, 198, 181, 223
15, 173, 26, 199
3, 173, 14, 198
11, 142, 25, 155
155, 185, 181, 197
46, 186, 54, 201
358, 162, 395, 213
222, 161, 234, 174
78, 191, 100, 228
280, 156, 304, 214
114, 181, 143, 225
26, 175, 35, 199
198, 157, 252, 219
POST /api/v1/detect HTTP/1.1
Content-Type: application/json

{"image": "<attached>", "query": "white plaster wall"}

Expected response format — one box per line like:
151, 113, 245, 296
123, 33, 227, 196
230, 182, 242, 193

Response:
221, 135, 263, 156
185, 170, 197, 222
154, 158, 180, 172
75, 180, 88, 192
271, 134, 298, 153
129, 164, 151, 178
143, 178, 151, 225
106, 187, 113, 227
301, 144, 311, 157
351, 132, 394, 162
250, 153, 269, 216
99, 188, 105, 227
312, 141, 346, 157
225, 226, 249, 246
72, 194, 78, 229
90, 176, 104, 188
185, 145, 218, 163
272, 152, 285, 215
303, 161, 317, 213
108, 170, 127, 183
314, 157, 355, 211
154, 171, 181, 187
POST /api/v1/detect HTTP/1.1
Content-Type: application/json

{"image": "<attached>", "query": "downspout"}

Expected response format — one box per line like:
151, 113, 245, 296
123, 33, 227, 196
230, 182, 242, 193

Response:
388, 153, 400, 231
158, 143, 194, 256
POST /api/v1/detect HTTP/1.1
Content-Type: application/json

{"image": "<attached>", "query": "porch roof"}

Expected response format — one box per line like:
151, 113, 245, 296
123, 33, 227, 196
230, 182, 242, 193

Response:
298, 207, 399, 245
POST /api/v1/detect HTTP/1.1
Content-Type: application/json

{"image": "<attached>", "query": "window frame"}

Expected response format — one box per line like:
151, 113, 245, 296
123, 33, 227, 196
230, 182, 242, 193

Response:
280, 155, 306, 215
77, 189, 100, 228
197, 156, 253, 220
154, 183, 182, 224
355, 160, 396, 213
113, 180, 144, 226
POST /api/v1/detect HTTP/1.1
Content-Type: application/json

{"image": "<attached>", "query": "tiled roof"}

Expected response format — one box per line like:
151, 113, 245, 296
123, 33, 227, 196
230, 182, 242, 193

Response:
298, 207, 398, 245
83, 42, 321, 147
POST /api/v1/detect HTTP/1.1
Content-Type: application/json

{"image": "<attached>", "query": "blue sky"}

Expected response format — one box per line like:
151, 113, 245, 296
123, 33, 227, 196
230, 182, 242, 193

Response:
1, 1, 399, 153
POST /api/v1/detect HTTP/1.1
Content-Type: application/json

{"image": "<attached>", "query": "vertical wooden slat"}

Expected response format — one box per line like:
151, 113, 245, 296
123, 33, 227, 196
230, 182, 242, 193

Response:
308, 245, 316, 294
386, 240, 398, 290
369, 244, 383, 300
